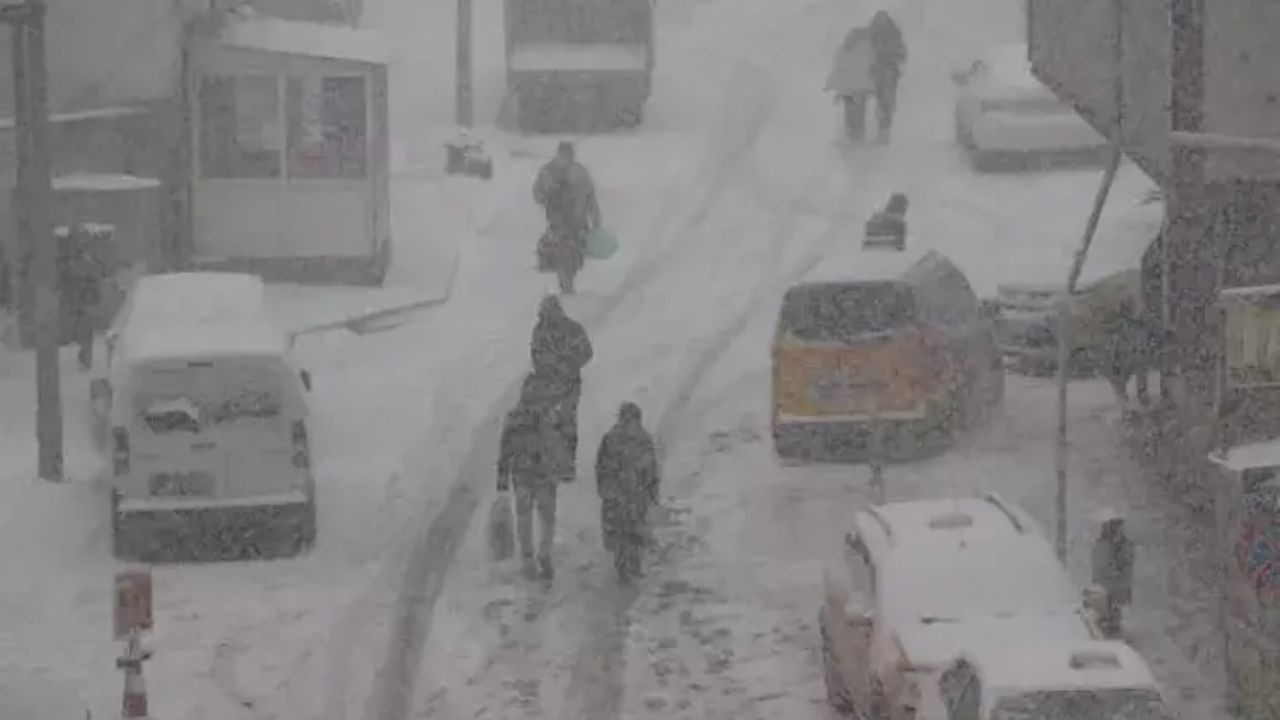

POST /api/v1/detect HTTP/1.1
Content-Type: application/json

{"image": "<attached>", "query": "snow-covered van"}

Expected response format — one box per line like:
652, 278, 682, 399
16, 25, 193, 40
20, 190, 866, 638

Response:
927, 641, 1174, 720
91, 272, 316, 560
820, 495, 1123, 720
772, 250, 1003, 462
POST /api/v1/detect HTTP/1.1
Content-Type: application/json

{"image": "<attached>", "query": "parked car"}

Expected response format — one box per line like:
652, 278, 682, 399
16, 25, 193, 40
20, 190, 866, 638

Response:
925, 641, 1175, 720
819, 494, 1114, 720
992, 268, 1142, 377
91, 272, 316, 561
951, 44, 1108, 172
772, 250, 1003, 462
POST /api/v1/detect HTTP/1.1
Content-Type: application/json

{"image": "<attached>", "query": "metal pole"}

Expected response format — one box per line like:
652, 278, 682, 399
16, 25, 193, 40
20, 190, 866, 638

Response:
455, 0, 473, 127
12, 0, 62, 482
1054, 0, 1124, 561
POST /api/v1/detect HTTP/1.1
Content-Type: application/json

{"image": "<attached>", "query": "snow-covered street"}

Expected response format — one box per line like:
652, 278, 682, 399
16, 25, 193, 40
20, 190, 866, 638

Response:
0, 0, 1236, 717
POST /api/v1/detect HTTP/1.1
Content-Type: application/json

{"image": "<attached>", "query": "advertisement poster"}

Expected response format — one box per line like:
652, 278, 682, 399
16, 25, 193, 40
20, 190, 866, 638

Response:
1224, 295, 1280, 390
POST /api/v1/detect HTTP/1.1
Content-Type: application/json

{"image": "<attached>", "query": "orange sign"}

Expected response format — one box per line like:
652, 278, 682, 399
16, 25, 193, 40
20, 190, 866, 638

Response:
114, 568, 153, 640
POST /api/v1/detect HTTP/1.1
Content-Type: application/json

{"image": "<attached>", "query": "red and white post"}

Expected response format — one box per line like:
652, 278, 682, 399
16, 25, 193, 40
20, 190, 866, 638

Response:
114, 568, 154, 719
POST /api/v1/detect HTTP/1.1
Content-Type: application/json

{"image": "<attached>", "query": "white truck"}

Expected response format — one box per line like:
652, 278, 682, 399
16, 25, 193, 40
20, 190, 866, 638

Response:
504, 0, 655, 133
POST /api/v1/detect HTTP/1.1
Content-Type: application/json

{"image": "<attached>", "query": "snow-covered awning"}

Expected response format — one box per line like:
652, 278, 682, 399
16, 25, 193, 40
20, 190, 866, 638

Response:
217, 15, 389, 65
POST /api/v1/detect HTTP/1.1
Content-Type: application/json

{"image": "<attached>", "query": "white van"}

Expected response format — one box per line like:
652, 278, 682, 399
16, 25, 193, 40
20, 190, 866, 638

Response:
91, 272, 316, 560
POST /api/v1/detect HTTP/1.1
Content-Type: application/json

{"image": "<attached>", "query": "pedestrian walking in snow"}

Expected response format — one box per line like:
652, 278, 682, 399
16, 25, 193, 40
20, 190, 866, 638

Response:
1100, 298, 1155, 413
826, 24, 874, 140
869, 10, 907, 143
498, 395, 572, 583
864, 192, 909, 250
530, 295, 593, 478
63, 229, 106, 371
1090, 511, 1135, 638
533, 141, 601, 294
595, 402, 660, 583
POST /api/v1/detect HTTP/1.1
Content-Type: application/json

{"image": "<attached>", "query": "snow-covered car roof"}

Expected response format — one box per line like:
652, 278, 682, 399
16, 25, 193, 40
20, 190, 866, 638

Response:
967, 640, 1159, 698
218, 16, 389, 65
116, 272, 288, 364
799, 249, 952, 287
854, 496, 1082, 662
966, 43, 1049, 96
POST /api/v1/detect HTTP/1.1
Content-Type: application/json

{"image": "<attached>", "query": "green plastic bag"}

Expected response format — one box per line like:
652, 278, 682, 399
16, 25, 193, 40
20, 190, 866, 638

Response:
585, 227, 619, 260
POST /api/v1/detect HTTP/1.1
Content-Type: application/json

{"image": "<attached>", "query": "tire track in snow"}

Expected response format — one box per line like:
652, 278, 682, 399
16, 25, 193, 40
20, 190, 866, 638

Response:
365, 58, 787, 720
560, 131, 892, 720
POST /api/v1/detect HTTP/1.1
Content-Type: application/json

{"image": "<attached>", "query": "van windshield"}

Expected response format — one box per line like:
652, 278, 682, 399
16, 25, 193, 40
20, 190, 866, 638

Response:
781, 283, 916, 342
992, 689, 1174, 720
133, 361, 286, 434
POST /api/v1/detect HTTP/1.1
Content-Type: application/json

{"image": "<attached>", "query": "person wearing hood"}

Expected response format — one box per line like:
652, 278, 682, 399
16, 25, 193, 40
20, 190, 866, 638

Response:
533, 141, 601, 294
530, 295, 594, 479
869, 10, 907, 142
498, 388, 572, 583
1090, 511, 1135, 638
595, 402, 660, 583
826, 23, 875, 139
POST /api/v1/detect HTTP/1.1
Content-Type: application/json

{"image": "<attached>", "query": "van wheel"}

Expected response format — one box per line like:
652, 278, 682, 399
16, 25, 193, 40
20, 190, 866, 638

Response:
819, 611, 854, 716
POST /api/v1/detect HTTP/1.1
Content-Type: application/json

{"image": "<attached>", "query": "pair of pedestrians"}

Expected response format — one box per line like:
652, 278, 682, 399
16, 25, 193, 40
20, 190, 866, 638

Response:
496, 296, 660, 585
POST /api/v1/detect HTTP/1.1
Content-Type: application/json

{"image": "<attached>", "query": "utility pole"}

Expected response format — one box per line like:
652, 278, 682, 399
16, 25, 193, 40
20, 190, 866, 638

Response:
455, 0, 473, 127
1052, 0, 1124, 562
4, 0, 62, 482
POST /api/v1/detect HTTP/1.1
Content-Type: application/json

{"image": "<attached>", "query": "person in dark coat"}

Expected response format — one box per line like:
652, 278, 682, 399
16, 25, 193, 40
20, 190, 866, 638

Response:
1099, 298, 1154, 409
533, 141, 601, 294
595, 402, 660, 583
530, 295, 594, 477
498, 396, 571, 583
63, 230, 105, 371
868, 10, 907, 142
1090, 512, 1135, 638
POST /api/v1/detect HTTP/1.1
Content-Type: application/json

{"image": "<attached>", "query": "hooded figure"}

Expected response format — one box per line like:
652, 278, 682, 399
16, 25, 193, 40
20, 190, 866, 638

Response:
827, 24, 875, 139
596, 402, 660, 582
868, 10, 907, 140
530, 296, 593, 478
498, 393, 570, 582
1090, 512, 1135, 638
533, 141, 601, 294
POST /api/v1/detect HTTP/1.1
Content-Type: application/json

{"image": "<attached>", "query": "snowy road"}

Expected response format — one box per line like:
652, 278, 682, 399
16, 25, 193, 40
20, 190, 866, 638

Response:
0, 0, 1230, 718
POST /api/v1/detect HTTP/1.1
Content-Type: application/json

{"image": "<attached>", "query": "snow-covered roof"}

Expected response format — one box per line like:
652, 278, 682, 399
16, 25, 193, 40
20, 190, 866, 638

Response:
1220, 283, 1280, 300
800, 248, 934, 286
855, 496, 1081, 661
0, 105, 147, 132
1208, 438, 1280, 472
509, 43, 649, 72
52, 173, 161, 193
116, 272, 287, 363
218, 16, 389, 65
969, 640, 1159, 698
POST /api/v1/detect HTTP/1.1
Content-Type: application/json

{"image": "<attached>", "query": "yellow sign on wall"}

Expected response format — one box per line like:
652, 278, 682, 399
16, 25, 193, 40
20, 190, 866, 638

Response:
1223, 291, 1280, 390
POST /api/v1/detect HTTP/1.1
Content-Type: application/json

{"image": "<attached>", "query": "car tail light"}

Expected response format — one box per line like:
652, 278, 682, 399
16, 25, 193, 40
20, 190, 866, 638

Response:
292, 421, 311, 471
113, 426, 130, 476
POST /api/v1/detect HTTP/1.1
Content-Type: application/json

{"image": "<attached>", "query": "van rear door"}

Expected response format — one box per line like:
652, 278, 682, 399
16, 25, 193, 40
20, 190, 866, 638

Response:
774, 282, 930, 422
211, 359, 305, 500
130, 365, 224, 501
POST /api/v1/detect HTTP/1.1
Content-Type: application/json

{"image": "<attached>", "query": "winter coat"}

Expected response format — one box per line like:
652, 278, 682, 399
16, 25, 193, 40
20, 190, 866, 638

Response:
534, 159, 600, 244
826, 26, 874, 96
596, 419, 660, 545
869, 12, 906, 85
520, 369, 580, 477
531, 302, 593, 390
497, 402, 569, 489
1090, 531, 1135, 606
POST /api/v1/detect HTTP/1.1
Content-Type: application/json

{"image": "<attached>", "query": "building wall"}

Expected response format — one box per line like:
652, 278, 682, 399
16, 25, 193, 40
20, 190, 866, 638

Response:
0, 0, 187, 116
1030, 0, 1280, 185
